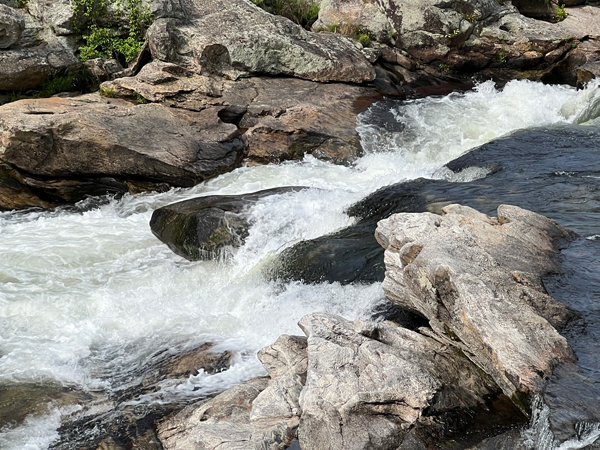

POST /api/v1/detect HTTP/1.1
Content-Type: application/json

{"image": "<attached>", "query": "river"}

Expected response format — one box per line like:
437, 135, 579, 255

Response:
1, 79, 599, 449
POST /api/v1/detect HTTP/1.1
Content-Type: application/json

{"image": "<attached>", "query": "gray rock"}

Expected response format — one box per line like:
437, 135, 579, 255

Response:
375, 204, 576, 410
297, 312, 503, 450
149, 187, 304, 261
0, 10, 80, 92
84, 58, 128, 81
146, 0, 375, 83
0, 3, 24, 48
379, 0, 504, 61
251, 335, 308, 424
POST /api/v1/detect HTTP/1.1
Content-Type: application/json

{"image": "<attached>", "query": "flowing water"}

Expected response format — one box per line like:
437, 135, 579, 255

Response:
1, 79, 600, 449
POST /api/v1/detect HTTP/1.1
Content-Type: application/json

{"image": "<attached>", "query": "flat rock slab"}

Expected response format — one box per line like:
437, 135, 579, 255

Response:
0, 94, 244, 208
146, 0, 375, 83
375, 204, 576, 407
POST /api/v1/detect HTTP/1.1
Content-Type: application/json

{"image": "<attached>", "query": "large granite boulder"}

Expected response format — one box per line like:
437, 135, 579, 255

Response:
150, 187, 304, 261
0, 3, 24, 48
157, 313, 527, 450
375, 204, 576, 408
0, 95, 244, 209
146, 0, 376, 83
0, 9, 80, 91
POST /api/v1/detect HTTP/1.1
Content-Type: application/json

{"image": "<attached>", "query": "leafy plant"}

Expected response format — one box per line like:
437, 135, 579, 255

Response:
37, 70, 99, 97
438, 63, 450, 73
462, 13, 477, 23
72, 0, 153, 63
497, 51, 508, 63
555, 4, 567, 21
135, 92, 148, 103
8, 91, 23, 102
444, 29, 461, 38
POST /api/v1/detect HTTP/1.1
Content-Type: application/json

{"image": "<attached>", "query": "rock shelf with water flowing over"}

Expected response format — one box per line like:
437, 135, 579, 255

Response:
1, 0, 600, 448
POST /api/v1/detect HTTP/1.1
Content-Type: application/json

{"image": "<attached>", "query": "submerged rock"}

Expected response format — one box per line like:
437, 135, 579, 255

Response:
51, 342, 233, 450
150, 187, 305, 261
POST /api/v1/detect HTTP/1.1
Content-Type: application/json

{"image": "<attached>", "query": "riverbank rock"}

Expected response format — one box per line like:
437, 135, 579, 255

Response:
157, 311, 526, 450
312, 0, 395, 43
0, 95, 244, 209
150, 187, 304, 261
102, 63, 376, 165
146, 0, 375, 83
375, 204, 576, 407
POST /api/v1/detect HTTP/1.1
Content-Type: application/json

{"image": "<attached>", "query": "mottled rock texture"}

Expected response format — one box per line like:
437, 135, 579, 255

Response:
313, 0, 394, 43
102, 62, 374, 166
0, 3, 24, 48
297, 312, 504, 450
375, 204, 576, 408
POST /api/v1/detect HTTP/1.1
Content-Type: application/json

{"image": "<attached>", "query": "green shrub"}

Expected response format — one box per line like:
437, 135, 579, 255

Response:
38, 70, 99, 96
251, 0, 320, 29
73, 0, 152, 63
99, 86, 116, 98
325, 22, 372, 47
555, 4, 567, 21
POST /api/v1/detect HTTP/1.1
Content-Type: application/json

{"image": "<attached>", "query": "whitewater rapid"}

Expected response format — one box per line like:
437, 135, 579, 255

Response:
1, 79, 599, 449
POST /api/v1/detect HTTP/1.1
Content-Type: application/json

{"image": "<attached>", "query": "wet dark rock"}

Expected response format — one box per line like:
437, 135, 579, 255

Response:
150, 187, 305, 261
268, 125, 600, 285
